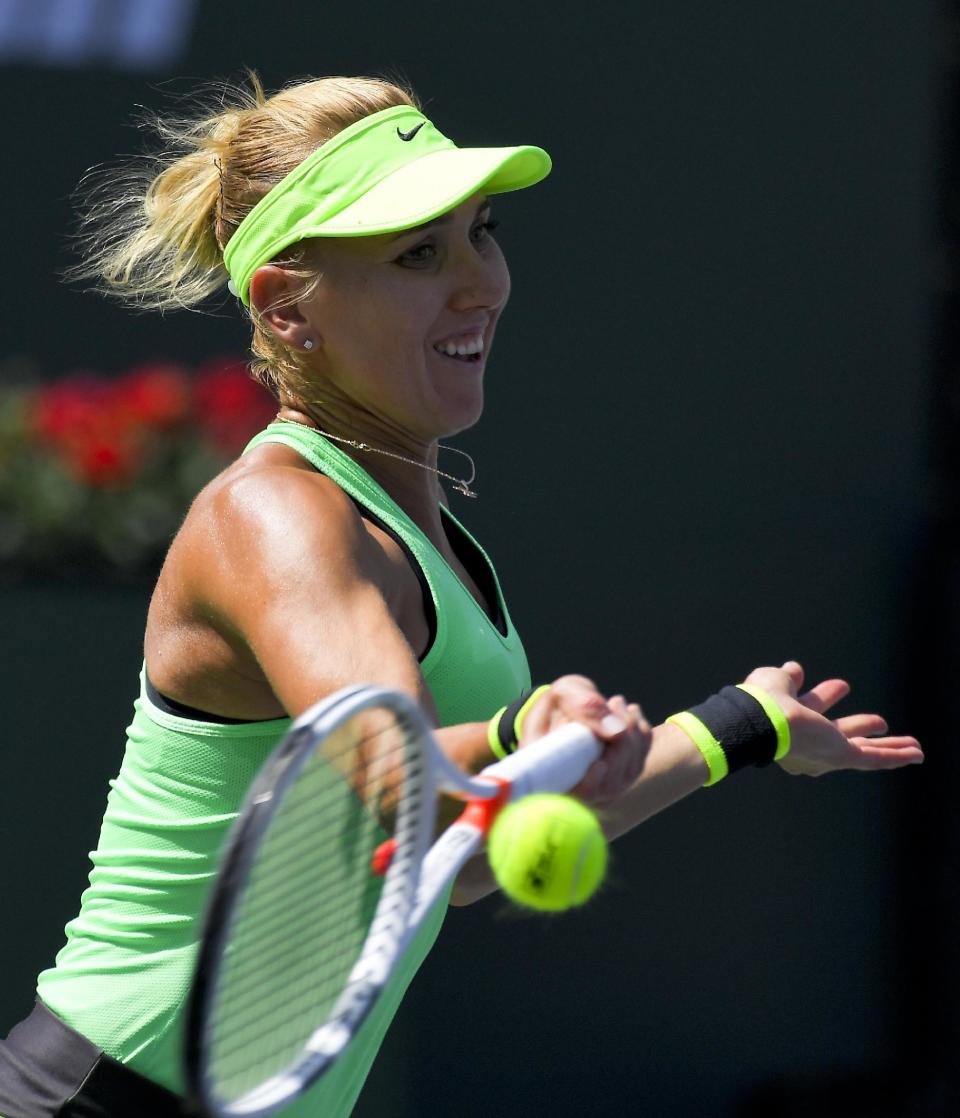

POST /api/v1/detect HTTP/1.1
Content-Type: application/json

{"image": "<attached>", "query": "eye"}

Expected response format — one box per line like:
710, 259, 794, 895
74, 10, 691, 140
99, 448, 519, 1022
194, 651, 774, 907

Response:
396, 241, 437, 268
471, 218, 500, 244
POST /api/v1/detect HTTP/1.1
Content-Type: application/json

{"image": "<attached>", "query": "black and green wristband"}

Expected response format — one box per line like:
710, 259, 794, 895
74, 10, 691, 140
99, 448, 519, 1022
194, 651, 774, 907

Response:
487, 685, 551, 760
667, 683, 790, 786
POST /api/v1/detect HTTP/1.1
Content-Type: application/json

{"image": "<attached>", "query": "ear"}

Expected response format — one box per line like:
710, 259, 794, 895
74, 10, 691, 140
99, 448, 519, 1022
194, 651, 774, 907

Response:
249, 265, 318, 349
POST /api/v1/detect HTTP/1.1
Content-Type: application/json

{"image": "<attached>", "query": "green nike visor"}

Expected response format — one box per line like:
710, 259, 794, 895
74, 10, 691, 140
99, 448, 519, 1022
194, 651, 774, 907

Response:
224, 104, 552, 305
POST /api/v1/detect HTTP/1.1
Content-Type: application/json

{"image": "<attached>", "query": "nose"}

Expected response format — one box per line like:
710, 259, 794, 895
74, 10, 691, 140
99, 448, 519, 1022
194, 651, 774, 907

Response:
448, 241, 510, 312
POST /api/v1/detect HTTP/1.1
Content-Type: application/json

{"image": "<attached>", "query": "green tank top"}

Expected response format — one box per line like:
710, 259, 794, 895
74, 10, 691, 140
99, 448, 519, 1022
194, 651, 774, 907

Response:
37, 422, 530, 1114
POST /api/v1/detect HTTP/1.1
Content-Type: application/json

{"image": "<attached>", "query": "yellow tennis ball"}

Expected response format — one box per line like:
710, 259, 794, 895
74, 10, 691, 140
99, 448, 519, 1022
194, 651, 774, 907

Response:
487, 793, 607, 912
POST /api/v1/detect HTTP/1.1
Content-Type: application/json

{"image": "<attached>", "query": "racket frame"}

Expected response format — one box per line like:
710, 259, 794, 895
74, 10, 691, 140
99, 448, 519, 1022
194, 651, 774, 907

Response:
187, 685, 602, 1118
186, 686, 439, 1118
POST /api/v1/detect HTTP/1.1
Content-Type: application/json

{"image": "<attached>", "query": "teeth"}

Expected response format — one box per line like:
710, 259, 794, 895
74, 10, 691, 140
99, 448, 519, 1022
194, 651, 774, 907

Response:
435, 334, 484, 357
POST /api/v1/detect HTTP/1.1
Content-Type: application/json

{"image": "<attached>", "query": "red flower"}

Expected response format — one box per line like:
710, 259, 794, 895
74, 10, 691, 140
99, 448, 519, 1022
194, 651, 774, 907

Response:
117, 363, 191, 429
33, 375, 113, 442
28, 355, 273, 489
194, 357, 275, 452
71, 440, 137, 486
33, 375, 145, 487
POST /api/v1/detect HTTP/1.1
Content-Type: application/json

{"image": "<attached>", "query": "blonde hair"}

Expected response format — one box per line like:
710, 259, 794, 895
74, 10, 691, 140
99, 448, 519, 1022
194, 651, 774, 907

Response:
70, 73, 419, 399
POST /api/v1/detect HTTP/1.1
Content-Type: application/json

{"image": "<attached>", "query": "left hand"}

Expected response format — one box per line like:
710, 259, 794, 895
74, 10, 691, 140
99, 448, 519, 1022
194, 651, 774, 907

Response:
743, 661, 923, 776
516, 675, 652, 804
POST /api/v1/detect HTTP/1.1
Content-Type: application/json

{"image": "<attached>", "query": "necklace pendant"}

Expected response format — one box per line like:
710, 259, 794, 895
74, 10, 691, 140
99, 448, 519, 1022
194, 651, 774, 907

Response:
279, 415, 479, 497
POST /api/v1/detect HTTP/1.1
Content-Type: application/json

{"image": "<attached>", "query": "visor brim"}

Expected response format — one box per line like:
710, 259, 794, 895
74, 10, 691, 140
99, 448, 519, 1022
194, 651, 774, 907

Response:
309, 145, 551, 236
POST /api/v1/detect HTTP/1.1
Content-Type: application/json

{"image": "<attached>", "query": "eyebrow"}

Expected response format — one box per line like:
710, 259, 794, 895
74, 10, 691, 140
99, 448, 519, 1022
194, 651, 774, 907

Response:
387, 197, 491, 241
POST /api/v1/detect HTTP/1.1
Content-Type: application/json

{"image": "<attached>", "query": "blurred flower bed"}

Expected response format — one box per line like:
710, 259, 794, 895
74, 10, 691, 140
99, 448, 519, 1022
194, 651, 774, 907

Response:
0, 357, 276, 582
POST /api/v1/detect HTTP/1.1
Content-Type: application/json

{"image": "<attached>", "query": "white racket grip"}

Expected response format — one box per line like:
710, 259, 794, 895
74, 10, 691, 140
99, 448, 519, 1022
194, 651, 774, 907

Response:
481, 722, 602, 800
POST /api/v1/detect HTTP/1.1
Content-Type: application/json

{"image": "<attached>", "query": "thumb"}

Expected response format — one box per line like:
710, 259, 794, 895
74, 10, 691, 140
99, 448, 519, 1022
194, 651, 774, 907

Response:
780, 660, 804, 696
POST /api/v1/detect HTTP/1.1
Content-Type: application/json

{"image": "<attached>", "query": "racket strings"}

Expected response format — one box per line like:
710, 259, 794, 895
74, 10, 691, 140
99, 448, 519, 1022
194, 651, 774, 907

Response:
211, 863, 380, 1042
212, 725, 397, 1081
209, 832, 417, 1054
205, 709, 428, 1105
213, 747, 424, 986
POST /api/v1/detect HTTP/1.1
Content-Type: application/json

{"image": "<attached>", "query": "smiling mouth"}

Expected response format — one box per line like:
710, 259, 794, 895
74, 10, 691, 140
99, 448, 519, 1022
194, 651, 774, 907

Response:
433, 334, 485, 363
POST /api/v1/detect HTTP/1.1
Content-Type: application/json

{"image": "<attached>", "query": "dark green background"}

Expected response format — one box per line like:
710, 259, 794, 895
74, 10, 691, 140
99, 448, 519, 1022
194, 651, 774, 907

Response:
0, 3, 941, 1115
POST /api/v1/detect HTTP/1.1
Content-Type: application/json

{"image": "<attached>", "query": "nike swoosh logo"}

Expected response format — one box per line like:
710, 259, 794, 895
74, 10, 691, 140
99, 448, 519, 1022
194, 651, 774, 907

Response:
397, 122, 426, 142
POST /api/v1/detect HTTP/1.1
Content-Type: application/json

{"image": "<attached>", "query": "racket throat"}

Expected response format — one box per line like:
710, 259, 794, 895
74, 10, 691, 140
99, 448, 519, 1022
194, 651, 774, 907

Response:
458, 777, 511, 835
372, 779, 509, 878
371, 838, 398, 876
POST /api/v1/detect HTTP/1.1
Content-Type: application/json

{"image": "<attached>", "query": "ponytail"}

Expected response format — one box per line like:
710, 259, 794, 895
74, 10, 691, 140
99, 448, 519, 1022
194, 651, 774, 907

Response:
68, 73, 418, 396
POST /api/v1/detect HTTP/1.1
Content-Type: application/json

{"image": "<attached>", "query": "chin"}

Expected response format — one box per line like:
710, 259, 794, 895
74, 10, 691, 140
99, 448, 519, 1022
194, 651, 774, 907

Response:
423, 350, 487, 433
439, 384, 485, 436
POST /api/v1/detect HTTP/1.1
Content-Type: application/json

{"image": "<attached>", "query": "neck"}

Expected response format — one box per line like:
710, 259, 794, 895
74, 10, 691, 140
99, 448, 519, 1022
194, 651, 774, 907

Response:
275, 405, 476, 530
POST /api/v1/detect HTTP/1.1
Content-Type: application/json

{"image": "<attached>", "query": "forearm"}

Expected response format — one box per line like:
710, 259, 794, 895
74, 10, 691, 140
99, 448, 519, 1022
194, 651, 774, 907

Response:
434, 721, 496, 775
599, 720, 708, 840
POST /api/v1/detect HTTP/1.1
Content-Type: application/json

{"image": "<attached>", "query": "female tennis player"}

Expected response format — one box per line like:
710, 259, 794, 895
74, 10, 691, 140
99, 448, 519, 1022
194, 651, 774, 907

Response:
0, 74, 922, 1117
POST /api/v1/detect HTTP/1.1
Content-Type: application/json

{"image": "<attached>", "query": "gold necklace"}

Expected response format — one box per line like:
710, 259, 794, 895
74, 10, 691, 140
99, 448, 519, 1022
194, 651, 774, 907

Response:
274, 414, 478, 498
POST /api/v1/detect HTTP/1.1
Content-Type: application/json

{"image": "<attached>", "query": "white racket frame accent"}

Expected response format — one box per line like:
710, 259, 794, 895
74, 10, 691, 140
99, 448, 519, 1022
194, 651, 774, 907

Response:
191, 685, 600, 1118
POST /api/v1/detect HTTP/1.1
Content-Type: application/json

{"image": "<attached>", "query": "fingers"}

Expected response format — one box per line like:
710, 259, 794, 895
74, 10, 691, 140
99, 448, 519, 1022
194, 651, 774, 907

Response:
836, 714, 923, 767
602, 696, 651, 790
573, 760, 608, 802
519, 675, 611, 742
780, 660, 805, 692
744, 662, 849, 716
743, 662, 803, 699
536, 677, 646, 743
846, 736, 924, 770
799, 678, 851, 714
834, 713, 887, 737
612, 695, 652, 739
576, 694, 651, 803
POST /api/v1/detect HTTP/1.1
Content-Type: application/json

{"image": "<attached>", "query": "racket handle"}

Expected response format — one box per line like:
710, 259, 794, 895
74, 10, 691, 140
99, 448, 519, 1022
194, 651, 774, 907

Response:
481, 722, 602, 800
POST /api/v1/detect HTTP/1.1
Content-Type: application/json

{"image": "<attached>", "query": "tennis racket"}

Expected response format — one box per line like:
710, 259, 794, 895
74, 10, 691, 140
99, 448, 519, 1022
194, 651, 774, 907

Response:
185, 684, 601, 1118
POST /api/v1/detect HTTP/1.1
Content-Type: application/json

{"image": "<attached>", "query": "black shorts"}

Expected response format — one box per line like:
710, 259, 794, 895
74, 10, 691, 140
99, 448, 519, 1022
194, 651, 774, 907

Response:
0, 1001, 185, 1117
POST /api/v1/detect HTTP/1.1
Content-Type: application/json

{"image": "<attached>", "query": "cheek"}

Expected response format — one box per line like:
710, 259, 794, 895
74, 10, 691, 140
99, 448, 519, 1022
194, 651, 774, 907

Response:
489, 244, 511, 305
324, 284, 411, 361
377, 305, 433, 361
376, 291, 443, 355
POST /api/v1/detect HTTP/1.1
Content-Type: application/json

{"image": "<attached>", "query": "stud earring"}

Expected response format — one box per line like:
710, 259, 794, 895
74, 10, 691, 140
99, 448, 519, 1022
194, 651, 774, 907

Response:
303, 338, 315, 351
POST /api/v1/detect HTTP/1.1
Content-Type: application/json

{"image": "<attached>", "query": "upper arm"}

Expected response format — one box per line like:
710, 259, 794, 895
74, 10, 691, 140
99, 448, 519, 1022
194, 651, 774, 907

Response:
189, 466, 434, 720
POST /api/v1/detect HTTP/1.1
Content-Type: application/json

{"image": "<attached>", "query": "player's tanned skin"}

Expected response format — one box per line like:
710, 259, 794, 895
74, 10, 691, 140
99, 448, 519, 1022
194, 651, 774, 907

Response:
146, 195, 653, 855
146, 190, 922, 903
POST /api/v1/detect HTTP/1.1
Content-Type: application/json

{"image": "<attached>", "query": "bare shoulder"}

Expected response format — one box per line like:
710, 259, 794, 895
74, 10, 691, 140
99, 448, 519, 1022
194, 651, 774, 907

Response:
175, 442, 383, 601
148, 444, 431, 718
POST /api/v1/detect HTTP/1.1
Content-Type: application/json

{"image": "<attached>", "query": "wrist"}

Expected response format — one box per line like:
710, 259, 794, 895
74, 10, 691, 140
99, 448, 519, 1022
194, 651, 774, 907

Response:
735, 683, 791, 761
659, 718, 712, 783
666, 683, 791, 787
486, 685, 551, 760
